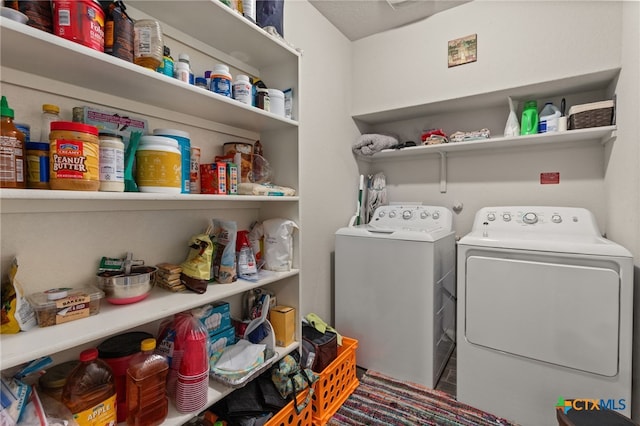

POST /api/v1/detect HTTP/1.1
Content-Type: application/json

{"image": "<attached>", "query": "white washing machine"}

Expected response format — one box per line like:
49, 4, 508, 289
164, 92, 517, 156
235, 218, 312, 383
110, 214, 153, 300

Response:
457, 206, 633, 426
335, 204, 456, 388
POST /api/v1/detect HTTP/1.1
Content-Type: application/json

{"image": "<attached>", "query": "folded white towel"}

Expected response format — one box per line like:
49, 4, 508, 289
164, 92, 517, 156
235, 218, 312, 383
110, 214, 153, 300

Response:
352, 134, 398, 156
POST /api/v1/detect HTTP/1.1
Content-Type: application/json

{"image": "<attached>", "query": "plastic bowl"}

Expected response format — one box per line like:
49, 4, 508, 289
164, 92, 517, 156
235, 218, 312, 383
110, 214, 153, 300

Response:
96, 266, 157, 305
1, 7, 28, 24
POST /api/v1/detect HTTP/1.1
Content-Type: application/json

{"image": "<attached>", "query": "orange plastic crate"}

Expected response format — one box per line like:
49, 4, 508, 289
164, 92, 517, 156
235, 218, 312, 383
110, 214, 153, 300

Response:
311, 337, 359, 426
266, 388, 314, 426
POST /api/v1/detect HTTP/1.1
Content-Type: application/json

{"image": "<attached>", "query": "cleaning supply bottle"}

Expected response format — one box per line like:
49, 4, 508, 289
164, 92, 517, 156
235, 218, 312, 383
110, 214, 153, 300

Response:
126, 338, 169, 426
520, 100, 538, 135
538, 102, 561, 133
0, 96, 26, 188
61, 348, 117, 426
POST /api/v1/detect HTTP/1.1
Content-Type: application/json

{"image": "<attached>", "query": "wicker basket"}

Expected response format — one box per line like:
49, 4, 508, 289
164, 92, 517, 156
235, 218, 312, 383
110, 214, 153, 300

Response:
567, 100, 615, 130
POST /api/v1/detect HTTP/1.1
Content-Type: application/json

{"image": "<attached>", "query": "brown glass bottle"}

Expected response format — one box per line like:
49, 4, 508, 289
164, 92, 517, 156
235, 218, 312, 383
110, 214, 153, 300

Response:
125, 338, 169, 426
61, 348, 117, 426
0, 96, 26, 188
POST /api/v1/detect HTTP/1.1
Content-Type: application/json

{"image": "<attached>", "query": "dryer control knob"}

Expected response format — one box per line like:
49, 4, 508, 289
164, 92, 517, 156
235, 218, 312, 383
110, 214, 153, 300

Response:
523, 212, 538, 224
503, 213, 512, 222
402, 210, 412, 220
552, 214, 562, 223
378, 211, 386, 218
432, 211, 440, 220
487, 213, 496, 221
420, 211, 429, 219
389, 211, 396, 218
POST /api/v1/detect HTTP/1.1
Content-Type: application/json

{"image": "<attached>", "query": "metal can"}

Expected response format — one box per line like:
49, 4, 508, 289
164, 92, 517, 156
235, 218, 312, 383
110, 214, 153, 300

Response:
49, 121, 100, 191
53, 0, 105, 52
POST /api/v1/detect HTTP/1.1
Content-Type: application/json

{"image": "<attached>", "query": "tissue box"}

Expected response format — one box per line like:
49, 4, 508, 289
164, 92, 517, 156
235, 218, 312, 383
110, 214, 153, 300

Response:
270, 305, 295, 347
192, 301, 230, 335
209, 325, 235, 356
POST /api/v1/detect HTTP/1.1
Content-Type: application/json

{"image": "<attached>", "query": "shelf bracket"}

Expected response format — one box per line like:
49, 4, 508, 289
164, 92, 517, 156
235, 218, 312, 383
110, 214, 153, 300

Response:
439, 151, 447, 193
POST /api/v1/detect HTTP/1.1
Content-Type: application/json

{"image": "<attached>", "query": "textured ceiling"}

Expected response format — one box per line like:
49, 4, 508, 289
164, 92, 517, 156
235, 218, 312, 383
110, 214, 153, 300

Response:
308, 0, 472, 41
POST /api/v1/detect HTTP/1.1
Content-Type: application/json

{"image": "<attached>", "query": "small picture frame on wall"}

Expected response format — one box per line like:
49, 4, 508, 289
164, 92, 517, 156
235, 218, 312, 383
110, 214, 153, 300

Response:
448, 34, 477, 68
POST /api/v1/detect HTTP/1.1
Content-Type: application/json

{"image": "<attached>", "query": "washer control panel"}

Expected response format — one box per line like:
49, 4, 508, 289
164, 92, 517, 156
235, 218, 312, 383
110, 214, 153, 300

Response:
369, 205, 453, 232
473, 206, 601, 236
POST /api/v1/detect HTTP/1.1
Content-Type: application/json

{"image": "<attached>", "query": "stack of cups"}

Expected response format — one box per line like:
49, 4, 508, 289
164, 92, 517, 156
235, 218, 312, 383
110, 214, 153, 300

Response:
175, 330, 209, 413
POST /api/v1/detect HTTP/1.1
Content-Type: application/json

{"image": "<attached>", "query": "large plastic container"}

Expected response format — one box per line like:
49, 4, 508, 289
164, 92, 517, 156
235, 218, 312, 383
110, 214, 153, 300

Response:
61, 348, 117, 426
97, 331, 153, 423
28, 286, 104, 328
126, 338, 169, 426
538, 102, 561, 133
520, 100, 538, 135
135, 135, 181, 193
153, 128, 191, 194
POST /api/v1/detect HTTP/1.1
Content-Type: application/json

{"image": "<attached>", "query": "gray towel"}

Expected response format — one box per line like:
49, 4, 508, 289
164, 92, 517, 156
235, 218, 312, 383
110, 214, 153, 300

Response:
352, 134, 398, 156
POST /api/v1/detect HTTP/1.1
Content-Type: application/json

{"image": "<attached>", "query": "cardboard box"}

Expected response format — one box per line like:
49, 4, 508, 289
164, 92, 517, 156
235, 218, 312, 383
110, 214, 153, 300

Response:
200, 162, 227, 194
73, 106, 148, 147
193, 301, 230, 335
270, 305, 295, 347
209, 325, 235, 356
227, 162, 238, 195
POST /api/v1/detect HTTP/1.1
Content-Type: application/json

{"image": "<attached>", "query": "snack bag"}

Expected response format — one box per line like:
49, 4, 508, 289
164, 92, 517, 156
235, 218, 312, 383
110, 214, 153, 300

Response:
1, 258, 36, 334
180, 234, 214, 294
211, 219, 237, 284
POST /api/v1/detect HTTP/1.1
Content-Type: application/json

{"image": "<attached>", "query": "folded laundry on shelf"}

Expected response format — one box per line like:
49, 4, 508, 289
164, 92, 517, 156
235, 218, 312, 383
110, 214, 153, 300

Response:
450, 128, 491, 143
352, 133, 399, 156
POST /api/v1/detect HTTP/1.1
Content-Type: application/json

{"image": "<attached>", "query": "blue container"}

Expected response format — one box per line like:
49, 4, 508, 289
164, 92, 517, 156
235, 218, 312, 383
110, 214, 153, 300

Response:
152, 128, 191, 193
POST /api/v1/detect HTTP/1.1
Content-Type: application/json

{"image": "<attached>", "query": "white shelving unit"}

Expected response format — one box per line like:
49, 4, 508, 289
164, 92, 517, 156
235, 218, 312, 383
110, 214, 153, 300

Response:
352, 68, 619, 193
0, 2, 301, 423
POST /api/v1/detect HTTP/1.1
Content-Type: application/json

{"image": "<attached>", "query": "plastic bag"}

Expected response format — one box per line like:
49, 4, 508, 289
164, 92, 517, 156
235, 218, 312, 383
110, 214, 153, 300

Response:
180, 233, 214, 294
1, 258, 36, 334
262, 218, 298, 272
212, 219, 237, 284
504, 96, 520, 137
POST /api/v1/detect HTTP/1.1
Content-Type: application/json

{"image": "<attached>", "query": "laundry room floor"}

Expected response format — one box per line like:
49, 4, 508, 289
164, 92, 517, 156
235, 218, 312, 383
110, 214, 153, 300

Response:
355, 347, 457, 397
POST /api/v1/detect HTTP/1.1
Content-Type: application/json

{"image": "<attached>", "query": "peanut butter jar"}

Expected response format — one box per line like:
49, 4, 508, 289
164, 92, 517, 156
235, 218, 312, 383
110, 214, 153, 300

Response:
49, 121, 100, 191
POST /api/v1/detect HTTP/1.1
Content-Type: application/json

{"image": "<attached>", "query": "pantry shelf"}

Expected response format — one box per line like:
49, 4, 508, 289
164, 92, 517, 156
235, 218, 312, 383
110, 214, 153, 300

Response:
0, 270, 299, 370
0, 190, 299, 213
0, 18, 298, 133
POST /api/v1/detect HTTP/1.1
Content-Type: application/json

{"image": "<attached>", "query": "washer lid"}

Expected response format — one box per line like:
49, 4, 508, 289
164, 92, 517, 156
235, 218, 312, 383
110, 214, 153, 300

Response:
336, 224, 454, 242
458, 230, 632, 257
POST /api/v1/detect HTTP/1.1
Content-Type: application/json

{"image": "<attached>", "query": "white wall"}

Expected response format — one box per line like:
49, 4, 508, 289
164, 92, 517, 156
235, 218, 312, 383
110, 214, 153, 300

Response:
285, 0, 640, 419
283, 1, 360, 322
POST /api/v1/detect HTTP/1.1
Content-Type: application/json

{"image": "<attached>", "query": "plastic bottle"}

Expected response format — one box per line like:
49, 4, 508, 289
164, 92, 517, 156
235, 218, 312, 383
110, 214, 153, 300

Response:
177, 53, 194, 85
61, 348, 117, 426
538, 102, 561, 133
40, 103, 61, 142
210, 64, 232, 97
0, 96, 26, 188
174, 61, 190, 83
98, 133, 125, 192
133, 19, 163, 70
233, 74, 252, 105
157, 45, 174, 77
126, 338, 169, 426
520, 100, 538, 135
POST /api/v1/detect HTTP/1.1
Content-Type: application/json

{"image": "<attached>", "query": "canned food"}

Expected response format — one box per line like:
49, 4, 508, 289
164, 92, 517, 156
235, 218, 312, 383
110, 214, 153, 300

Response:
53, 0, 105, 52
49, 121, 100, 191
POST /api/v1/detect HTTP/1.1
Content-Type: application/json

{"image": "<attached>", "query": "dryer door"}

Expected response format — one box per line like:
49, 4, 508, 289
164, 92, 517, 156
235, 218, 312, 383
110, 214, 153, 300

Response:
465, 255, 620, 376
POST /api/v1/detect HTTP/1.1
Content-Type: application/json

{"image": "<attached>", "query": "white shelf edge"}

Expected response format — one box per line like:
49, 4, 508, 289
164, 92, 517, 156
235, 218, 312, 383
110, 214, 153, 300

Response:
161, 341, 299, 426
0, 190, 299, 202
0, 270, 299, 370
357, 126, 617, 163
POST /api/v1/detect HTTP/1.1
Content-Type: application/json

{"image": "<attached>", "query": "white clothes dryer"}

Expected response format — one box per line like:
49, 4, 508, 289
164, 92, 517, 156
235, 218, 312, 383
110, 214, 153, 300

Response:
457, 206, 633, 426
335, 204, 456, 388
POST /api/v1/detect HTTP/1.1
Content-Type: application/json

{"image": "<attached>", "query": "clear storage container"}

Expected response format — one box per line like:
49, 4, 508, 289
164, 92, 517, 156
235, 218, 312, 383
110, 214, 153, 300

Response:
27, 285, 104, 327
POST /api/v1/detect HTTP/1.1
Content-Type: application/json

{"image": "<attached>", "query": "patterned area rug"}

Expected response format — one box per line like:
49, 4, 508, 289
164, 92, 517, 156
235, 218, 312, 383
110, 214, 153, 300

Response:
328, 371, 519, 426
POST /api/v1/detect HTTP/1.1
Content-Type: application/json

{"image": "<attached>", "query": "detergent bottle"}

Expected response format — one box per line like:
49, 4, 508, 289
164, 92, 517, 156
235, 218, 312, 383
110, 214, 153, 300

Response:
520, 100, 538, 135
538, 102, 561, 133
